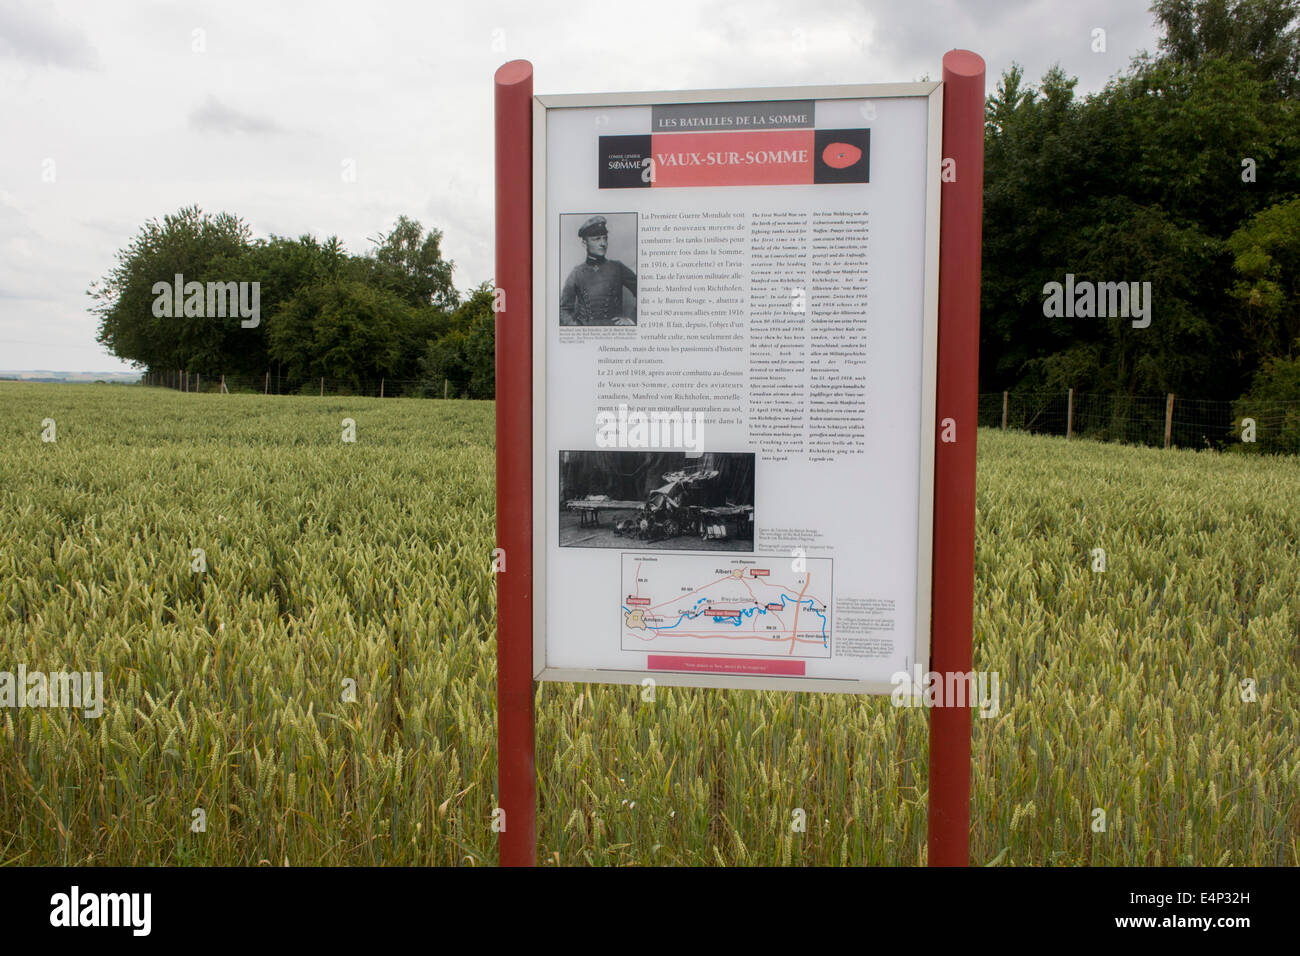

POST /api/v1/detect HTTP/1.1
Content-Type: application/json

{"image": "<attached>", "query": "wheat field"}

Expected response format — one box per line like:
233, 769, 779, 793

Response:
0, 381, 1295, 865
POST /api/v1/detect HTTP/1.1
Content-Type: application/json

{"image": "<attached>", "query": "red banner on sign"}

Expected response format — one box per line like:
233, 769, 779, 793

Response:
650, 130, 815, 188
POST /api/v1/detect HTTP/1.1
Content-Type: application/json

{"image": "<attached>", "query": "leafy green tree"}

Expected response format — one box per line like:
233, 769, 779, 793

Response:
267, 280, 410, 388
417, 282, 495, 398
1152, 0, 1300, 96
981, 66, 1087, 389
90, 208, 465, 386
979, 0, 1300, 400
459, 284, 497, 398
89, 206, 253, 375
1225, 197, 1300, 361
419, 329, 470, 398
1233, 357, 1300, 451
369, 216, 459, 311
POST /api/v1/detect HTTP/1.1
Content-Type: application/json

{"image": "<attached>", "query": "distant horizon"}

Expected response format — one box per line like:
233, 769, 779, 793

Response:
0, 369, 142, 378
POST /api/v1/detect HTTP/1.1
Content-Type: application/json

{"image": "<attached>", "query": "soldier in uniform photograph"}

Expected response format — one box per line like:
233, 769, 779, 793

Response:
559, 215, 637, 326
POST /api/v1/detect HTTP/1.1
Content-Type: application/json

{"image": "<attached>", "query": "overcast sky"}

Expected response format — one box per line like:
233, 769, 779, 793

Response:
0, 0, 1162, 372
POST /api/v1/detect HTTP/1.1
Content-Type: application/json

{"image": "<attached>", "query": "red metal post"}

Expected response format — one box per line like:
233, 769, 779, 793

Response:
494, 59, 537, 867
928, 49, 985, 867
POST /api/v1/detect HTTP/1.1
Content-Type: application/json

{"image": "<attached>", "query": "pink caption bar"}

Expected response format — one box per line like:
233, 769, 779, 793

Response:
647, 656, 806, 676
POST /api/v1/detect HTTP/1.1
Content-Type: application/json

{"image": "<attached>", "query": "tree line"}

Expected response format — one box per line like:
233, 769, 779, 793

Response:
89, 209, 494, 398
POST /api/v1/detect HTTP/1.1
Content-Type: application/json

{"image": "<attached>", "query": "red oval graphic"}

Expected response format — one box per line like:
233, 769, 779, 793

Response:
822, 142, 861, 169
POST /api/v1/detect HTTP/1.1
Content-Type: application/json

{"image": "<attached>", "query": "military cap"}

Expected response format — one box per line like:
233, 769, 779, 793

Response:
578, 215, 608, 238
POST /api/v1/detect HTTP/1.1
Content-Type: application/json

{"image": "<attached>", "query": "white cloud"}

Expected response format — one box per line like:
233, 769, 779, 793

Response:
0, 0, 100, 70
188, 95, 286, 135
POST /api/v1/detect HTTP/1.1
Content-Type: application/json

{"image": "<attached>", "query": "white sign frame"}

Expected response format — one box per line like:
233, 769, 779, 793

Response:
531, 81, 943, 694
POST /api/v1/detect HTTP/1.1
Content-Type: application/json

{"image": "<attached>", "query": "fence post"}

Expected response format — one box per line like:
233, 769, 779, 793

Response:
1165, 393, 1175, 449
1066, 388, 1074, 439
444, 378, 449, 400
1001, 391, 1008, 430
320, 377, 324, 397
221, 374, 225, 394
196, 373, 201, 392
380, 378, 385, 399
264, 371, 269, 395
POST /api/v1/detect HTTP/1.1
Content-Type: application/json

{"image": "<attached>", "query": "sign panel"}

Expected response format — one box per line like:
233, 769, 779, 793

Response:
532, 83, 942, 693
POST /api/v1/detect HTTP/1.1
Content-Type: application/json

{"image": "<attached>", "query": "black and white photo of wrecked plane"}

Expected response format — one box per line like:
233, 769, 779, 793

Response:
565, 465, 754, 543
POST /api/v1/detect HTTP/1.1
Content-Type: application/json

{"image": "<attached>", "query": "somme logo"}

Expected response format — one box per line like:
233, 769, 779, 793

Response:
813, 128, 869, 184
152, 273, 261, 328
50, 886, 151, 936
821, 142, 861, 169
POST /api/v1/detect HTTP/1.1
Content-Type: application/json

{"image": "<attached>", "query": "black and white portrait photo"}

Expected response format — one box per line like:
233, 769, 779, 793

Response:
558, 212, 637, 327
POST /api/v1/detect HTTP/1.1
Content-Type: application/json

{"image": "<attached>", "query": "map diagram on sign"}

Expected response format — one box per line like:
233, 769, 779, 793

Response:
621, 553, 833, 658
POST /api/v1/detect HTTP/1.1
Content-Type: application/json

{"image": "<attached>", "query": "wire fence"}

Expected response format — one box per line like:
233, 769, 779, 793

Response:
138, 375, 1299, 454
139, 371, 469, 400
978, 390, 1300, 454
